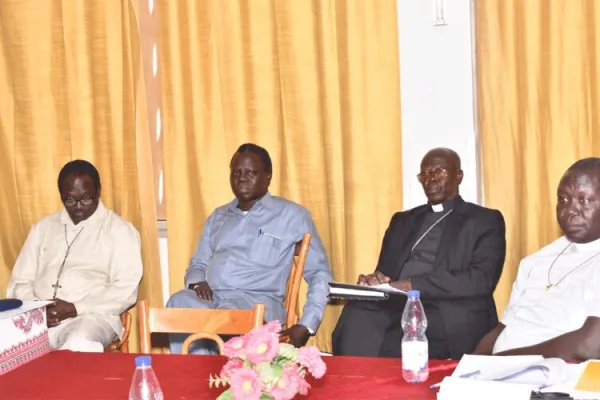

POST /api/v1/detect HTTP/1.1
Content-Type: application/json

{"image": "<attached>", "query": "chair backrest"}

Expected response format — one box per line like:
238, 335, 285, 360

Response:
181, 332, 225, 355
137, 300, 265, 354
283, 233, 311, 329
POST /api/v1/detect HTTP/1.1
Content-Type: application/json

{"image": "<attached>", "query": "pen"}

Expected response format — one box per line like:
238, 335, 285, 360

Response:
429, 370, 480, 390
530, 392, 571, 399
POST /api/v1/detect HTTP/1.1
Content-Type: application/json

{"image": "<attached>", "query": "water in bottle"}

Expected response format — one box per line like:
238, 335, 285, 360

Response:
129, 356, 164, 400
401, 290, 429, 383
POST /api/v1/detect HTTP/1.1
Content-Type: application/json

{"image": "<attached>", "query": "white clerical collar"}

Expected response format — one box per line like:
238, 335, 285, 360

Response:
60, 200, 107, 229
431, 203, 444, 212
571, 236, 600, 253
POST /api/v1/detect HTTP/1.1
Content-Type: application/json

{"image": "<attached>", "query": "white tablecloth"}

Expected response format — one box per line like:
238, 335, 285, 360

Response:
0, 301, 51, 375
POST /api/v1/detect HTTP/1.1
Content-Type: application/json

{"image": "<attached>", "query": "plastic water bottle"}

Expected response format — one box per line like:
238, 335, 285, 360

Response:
129, 356, 164, 400
401, 290, 429, 383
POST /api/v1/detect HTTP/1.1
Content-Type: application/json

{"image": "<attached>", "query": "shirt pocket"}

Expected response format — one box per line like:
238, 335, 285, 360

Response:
250, 233, 283, 267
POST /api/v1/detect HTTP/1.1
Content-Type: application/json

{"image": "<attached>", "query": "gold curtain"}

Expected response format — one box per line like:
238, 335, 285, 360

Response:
0, 0, 163, 352
159, 0, 402, 351
476, 0, 600, 315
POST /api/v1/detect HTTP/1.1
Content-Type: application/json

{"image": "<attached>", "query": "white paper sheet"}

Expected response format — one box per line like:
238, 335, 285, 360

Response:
328, 282, 407, 298
446, 354, 590, 397
371, 283, 407, 294
437, 376, 532, 400
328, 286, 387, 298
451, 354, 544, 379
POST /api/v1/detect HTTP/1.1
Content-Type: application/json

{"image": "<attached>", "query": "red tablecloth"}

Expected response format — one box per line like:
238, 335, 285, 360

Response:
0, 351, 457, 399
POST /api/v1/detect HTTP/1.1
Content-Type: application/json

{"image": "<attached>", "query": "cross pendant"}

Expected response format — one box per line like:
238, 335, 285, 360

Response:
52, 284, 61, 289
545, 284, 552, 291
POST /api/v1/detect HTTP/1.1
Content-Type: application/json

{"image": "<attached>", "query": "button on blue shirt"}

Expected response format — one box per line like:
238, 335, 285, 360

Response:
184, 193, 332, 332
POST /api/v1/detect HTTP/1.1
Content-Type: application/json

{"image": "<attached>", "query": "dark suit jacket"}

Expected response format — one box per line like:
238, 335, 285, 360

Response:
376, 197, 506, 358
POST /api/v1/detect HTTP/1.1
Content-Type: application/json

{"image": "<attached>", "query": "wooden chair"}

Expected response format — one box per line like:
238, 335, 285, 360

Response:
283, 233, 311, 329
104, 311, 132, 353
137, 299, 265, 354
182, 332, 225, 355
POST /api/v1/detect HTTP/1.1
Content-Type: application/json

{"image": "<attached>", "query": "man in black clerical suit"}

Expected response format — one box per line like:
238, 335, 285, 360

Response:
332, 148, 507, 359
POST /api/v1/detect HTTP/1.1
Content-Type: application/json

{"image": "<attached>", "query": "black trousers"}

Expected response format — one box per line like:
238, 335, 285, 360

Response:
332, 298, 451, 359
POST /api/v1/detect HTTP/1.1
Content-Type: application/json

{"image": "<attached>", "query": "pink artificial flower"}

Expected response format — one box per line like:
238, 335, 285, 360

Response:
220, 358, 244, 379
297, 377, 311, 396
223, 336, 246, 358
298, 346, 326, 378
229, 368, 263, 400
268, 366, 301, 400
243, 328, 279, 364
257, 320, 282, 335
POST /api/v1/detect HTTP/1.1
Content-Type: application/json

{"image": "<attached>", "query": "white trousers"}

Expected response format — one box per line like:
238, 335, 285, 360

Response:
48, 315, 116, 353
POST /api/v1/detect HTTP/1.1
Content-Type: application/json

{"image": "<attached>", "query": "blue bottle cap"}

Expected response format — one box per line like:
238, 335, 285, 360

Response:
407, 290, 420, 298
135, 356, 152, 367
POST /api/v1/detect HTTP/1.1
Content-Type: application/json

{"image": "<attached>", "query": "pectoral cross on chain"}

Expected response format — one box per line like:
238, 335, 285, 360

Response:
52, 283, 62, 299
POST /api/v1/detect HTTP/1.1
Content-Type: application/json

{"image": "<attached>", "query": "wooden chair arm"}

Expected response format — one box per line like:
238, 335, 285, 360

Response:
107, 312, 132, 352
181, 333, 225, 355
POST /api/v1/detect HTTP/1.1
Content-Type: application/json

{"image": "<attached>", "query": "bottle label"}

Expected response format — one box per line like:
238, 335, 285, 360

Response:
402, 341, 428, 371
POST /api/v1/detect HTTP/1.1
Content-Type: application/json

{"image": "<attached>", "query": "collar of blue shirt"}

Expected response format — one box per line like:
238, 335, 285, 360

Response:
228, 192, 275, 213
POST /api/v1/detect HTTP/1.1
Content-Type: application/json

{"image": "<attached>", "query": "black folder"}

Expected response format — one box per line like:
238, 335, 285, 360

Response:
328, 282, 404, 301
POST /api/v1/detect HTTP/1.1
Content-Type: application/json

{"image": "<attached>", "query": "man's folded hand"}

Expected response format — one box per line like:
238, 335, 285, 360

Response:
190, 281, 213, 302
46, 298, 77, 328
357, 271, 391, 286
389, 280, 412, 292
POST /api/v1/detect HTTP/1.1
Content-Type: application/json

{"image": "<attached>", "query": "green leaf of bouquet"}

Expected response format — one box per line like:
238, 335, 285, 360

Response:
272, 363, 283, 378
256, 362, 276, 382
216, 388, 234, 400
277, 343, 298, 362
260, 394, 274, 400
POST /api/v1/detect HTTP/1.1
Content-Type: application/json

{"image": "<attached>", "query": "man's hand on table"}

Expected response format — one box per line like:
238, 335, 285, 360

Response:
190, 281, 213, 302
46, 299, 77, 327
357, 271, 412, 291
280, 324, 311, 347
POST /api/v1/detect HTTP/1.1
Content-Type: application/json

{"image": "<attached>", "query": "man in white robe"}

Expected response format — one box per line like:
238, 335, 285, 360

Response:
6, 160, 143, 353
474, 157, 600, 361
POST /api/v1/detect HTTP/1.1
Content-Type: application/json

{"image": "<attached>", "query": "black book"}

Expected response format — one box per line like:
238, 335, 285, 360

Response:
328, 282, 405, 301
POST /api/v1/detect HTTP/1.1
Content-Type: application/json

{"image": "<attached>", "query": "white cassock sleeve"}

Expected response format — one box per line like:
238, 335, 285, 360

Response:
6, 226, 40, 300
74, 223, 143, 316
586, 265, 600, 318
499, 259, 528, 327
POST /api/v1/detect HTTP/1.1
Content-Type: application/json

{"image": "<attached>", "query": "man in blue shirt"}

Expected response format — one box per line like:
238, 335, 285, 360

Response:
167, 143, 332, 354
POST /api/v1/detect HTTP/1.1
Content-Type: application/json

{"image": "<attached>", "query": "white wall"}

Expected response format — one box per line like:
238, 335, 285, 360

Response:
397, 0, 480, 210
158, 222, 170, 304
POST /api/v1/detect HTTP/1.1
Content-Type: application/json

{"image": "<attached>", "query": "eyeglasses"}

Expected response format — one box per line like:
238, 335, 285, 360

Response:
63, 196, 95, 207
417, 168, 456, 183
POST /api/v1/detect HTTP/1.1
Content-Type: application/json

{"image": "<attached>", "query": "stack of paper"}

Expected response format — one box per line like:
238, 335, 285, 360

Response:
437, 355, 597, 400
437, 378, 532, 400
328, 282, 406, 301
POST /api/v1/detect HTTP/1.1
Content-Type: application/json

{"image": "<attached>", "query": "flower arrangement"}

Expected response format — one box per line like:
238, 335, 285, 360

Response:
209, 320, 327, 400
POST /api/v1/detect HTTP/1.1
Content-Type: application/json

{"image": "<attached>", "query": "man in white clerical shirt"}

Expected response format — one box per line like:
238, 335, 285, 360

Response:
6, 160, 143, 352
474, 157, 600, 361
